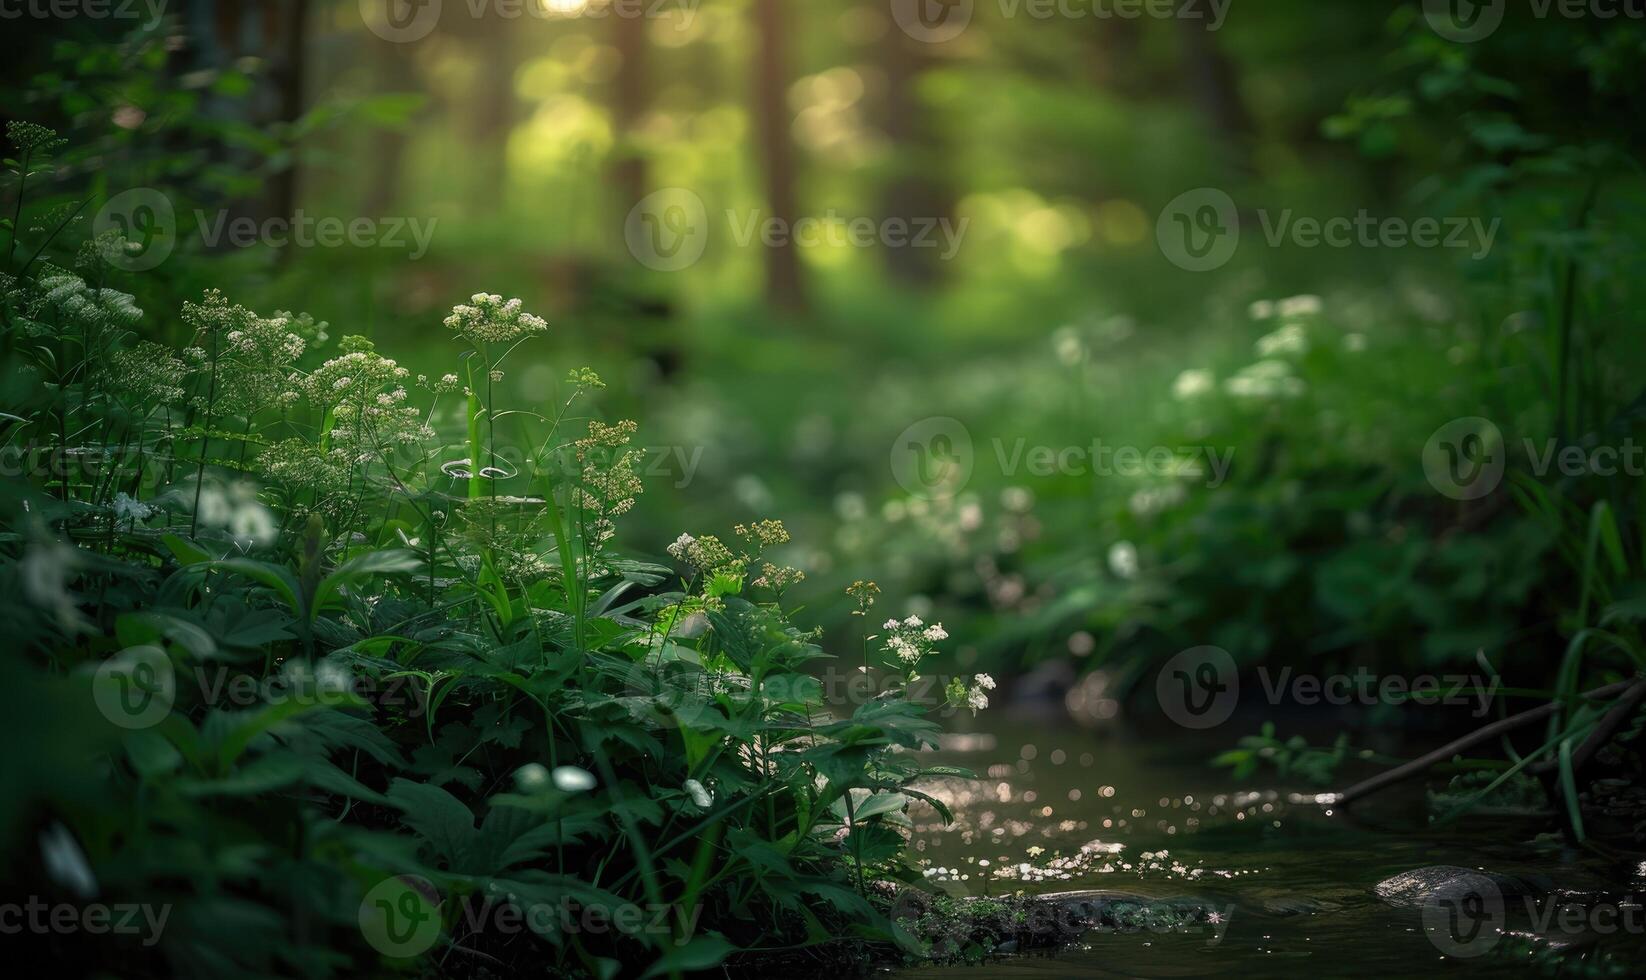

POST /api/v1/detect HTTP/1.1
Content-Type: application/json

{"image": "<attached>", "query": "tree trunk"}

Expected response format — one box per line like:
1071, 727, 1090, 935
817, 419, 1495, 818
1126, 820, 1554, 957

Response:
470, 26, 517, 215
878, 28, 953, 289
1176, 20, 1253, 172
753, 0, 807, 314
268, 0, 310, 225
361, 46, 418, 217
188, 0, 311, 241
610, 9, 649, 210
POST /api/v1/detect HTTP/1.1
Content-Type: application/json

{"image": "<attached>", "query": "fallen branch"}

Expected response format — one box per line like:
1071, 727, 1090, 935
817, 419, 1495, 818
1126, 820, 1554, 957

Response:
1326, 677, 1639, 807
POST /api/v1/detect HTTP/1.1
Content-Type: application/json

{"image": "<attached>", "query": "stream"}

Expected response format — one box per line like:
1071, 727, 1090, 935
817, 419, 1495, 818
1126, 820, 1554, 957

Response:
890, 712, 1646, 978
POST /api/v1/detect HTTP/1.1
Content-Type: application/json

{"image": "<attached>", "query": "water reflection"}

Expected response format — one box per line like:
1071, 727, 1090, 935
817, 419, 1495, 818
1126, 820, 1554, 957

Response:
893, 717, 1643, 978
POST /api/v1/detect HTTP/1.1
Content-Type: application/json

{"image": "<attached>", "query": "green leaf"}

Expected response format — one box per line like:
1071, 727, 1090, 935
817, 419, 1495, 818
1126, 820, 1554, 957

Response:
124, 731, 182, 778
160, 533, 212, 566
1557, 738, 1585, 841
311, 549, 422, 620
180, 753, 306, 797
386, 778, 479, 866
205, 558, 303, 617
835, 789, 907, 824
116, 611, 218, 660
639, 935, 737, 979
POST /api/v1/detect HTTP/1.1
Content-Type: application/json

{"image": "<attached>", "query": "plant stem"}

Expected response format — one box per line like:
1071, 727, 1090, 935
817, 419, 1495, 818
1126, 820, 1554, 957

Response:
189, 329, 221, 537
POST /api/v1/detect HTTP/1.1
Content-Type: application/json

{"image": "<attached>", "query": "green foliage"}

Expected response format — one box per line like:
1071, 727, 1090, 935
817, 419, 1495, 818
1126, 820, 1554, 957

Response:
1212, 724, 1351, 787
0, 124, 980, 978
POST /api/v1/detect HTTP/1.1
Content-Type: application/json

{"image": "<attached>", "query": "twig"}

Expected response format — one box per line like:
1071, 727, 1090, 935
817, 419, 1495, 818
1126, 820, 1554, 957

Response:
1327, 677, 1638, 806
1533, 677, 1646, 779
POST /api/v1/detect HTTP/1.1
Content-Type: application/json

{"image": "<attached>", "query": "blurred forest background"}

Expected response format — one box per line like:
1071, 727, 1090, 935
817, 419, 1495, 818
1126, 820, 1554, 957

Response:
4, 0, 1646, 724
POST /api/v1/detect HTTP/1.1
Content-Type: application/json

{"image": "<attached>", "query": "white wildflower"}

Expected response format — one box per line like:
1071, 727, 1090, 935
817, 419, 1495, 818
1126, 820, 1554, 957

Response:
1172, 369, 1215, 400
1255, 322, 1308, 358
1278, 294, 1323, 318
111, 492, 153, 523
1108, 540, 1139, 580
515, 763, 550, 791
552, 766, 596, 792
684, 778, 713, 808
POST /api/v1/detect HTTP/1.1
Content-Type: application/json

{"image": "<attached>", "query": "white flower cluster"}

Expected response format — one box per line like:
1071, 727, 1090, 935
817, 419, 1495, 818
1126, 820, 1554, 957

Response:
1225, 359, 1305, 400
415, 372, 467, 397
257, 438, 351, 496
667, 532, 738, 574
945, 672, 996, 714
329, 384, 434, 463
107, 341, 189, 405
301, 341, 411, 408
1171, 368, 1215, 401
1248, 294, 1322, 321
443, 293, 548, 346
1255, 321, 1308, 358
880, 614, 948, 667
217, 312, 309, 416
967, 673, 996, 711
38, 271, 143, 329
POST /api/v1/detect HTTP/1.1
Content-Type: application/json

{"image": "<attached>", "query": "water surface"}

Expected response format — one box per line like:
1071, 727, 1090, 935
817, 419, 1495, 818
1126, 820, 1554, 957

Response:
894, 714, 1644, 978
